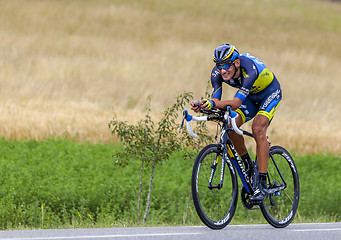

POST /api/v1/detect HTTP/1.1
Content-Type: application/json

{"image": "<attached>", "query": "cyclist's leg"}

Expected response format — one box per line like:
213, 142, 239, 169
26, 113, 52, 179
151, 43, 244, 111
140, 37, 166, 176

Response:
252, 115, 270, 173
229, 98, 258, 156
250, 87, 282, 202
227, 114, 247, 155
254, 87, 282, 173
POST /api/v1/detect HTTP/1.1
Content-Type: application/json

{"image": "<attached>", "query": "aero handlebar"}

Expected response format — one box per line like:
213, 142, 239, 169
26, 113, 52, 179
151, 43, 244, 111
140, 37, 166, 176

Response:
182, 110, 208, 138
181, 107, 243, 138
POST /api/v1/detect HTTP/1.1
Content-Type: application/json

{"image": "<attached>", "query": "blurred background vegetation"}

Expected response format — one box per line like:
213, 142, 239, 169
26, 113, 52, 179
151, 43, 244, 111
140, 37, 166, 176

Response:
0, 0, 340, 229
0, 0, 340, 154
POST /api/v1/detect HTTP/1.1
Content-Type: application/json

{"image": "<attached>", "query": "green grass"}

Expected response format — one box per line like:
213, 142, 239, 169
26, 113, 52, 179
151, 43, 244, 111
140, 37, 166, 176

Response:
0, 138, 339, 229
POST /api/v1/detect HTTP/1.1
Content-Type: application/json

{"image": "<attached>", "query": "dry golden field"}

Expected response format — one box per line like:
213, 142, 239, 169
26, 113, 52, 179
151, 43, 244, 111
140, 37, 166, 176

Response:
0, 0, 340, 154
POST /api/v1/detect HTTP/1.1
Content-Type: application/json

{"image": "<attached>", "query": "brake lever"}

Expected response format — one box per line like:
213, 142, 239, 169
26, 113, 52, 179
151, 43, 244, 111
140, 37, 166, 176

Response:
180, 110, 187, 129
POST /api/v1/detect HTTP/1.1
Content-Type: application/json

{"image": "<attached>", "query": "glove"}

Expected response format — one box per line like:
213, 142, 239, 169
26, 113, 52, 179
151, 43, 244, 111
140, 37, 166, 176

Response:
203, 99, 215, 110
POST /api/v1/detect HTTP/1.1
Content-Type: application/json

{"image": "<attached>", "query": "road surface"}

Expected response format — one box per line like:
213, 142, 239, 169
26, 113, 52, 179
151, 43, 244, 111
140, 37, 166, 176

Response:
0, 223, 340, 240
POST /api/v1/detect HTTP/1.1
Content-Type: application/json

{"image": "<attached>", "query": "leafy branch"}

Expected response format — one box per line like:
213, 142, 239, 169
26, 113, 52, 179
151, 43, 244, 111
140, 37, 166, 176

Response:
109, 91, 212, 225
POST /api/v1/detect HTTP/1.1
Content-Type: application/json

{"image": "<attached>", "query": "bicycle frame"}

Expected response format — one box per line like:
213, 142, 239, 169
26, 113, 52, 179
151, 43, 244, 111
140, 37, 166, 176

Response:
186, 108, 299, 228
182, 108, 287, 196
209, 121, 255, 195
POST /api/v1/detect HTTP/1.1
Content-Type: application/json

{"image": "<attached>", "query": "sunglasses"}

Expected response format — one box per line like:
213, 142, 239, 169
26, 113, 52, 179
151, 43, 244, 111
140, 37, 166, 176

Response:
216, 62, 233, 70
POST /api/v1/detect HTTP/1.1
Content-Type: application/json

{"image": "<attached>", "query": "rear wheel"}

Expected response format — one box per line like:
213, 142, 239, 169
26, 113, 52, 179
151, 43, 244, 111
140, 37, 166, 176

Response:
192, 144, 238, 229
260, 146, 300, 228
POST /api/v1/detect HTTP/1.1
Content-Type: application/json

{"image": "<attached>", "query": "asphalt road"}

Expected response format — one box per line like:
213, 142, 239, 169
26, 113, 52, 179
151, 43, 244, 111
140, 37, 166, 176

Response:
0, 223, 340, 240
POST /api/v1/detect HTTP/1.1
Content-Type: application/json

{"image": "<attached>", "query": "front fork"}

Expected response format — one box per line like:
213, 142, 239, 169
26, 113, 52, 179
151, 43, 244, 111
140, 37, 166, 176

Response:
207, 144, 240, 191
207, 144, 263, 199
208, 153, 224, 190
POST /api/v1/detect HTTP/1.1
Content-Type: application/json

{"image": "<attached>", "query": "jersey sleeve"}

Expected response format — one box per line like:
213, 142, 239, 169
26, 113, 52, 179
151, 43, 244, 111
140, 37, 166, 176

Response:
210, 66, 223, 100
234, 57, 259, 102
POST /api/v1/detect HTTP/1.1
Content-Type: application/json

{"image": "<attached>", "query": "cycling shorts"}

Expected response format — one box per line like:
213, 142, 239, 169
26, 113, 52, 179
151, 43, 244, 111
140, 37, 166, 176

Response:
235, 78, 282, 123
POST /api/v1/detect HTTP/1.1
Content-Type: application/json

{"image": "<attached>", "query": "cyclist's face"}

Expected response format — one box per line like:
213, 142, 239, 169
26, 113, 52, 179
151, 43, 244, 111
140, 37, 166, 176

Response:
217, 60, 238, 80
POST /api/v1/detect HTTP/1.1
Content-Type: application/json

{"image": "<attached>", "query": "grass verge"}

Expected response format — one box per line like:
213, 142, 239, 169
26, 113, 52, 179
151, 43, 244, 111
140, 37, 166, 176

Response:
0, 138, 339, 229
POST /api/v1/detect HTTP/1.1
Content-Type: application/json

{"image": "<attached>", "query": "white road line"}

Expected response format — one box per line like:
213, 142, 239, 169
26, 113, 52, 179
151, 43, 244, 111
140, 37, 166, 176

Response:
0, 232, 203, 240
291, 228, 341, 232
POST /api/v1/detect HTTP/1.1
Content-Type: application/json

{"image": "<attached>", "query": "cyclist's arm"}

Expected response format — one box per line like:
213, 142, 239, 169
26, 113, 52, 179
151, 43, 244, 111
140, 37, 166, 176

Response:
210, 66, 243, 110
191, 67, 224, 112
212, 97, 242, 111
211, 67, 223, 99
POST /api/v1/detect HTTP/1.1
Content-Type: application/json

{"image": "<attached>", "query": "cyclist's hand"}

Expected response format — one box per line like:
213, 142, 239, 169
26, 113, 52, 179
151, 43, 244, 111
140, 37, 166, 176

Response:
190, 101, 201, 113
202, 99, 215, 110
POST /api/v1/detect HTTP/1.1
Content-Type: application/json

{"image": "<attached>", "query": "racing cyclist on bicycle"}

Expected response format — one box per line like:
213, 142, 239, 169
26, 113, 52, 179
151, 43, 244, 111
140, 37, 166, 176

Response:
191, 43, 282, 202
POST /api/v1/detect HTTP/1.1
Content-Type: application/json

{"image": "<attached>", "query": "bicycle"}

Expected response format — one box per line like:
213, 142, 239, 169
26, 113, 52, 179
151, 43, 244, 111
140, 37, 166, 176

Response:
180, 106, 299, 229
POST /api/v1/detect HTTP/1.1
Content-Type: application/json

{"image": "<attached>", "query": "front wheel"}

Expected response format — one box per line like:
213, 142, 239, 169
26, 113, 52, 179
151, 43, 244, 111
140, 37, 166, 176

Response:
260, 146, 300, 228
191, 144, 238, 229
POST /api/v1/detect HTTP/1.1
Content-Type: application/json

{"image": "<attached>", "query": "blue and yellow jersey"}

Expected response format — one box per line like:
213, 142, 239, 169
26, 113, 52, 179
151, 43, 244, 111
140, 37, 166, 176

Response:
211, 53, 276, 102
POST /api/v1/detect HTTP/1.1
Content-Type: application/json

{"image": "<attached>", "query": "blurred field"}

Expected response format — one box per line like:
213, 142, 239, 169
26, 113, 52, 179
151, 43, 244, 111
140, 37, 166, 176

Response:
0, 0, 340, 154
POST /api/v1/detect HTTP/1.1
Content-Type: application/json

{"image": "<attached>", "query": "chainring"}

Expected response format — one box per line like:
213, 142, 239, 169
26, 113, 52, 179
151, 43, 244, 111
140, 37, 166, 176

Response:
241, 186, 255, 210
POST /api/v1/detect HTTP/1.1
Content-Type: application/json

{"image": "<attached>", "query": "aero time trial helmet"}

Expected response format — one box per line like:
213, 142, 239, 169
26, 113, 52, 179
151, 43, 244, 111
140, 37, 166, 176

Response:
212, 44, 239, 64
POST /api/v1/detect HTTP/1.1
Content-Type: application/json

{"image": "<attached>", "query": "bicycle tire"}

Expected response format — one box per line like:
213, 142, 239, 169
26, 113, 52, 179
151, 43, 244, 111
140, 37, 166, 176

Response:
260, 146, 300, 228
191, 144, 238, 229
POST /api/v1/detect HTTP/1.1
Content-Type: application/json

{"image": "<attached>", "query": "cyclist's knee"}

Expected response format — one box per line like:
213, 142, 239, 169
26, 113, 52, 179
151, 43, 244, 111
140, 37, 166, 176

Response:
252, 125, 264, 139
252, 119, 268, 140
235, 114, 244, 127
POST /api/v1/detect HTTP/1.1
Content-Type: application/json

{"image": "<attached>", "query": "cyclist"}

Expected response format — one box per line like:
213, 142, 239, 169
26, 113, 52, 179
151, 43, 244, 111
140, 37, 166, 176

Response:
191, 43, 282, 202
